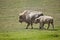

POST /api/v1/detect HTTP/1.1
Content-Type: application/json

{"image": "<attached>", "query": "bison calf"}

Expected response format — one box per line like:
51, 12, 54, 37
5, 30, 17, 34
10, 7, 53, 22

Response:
35, 16, 54, 29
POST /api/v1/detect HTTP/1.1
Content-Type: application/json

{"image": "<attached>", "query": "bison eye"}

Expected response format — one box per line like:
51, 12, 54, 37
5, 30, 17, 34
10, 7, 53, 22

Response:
19, 16, 22, 19
37, 19, 40, 22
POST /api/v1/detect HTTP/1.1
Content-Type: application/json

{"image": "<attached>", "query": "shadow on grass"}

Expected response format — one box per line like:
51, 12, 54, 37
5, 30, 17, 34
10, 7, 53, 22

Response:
23, 27, 38, 29
24, 28, 59, 31
47, 28, 59, 31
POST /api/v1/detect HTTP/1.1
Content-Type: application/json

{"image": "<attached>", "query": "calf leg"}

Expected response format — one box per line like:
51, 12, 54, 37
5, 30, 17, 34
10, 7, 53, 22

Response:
51, 22, 54, 29
26, 23, 30, 29
39, 23, 44, 29
31, 23, 33, 29
39, 23, 42, 29
41, 23, 45, 29
47, 23, 50, 29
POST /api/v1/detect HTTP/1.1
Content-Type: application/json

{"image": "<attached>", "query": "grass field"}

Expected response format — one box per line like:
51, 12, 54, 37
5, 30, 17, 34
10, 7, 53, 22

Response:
0, 0, 60, 40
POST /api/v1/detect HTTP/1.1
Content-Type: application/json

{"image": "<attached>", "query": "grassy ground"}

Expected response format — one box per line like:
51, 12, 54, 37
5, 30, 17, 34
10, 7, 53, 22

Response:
0, 0, 60, 40
0, 30, 60, 40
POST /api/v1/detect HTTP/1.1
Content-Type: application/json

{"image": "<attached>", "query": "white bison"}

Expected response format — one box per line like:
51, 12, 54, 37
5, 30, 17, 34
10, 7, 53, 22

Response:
19, 10, 44, 29
35, 16, 54, 29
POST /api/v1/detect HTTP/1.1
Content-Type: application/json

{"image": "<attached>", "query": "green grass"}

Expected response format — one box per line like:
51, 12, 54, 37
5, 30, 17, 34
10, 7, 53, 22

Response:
0, 30, 60, 40
0, 0, 60, 40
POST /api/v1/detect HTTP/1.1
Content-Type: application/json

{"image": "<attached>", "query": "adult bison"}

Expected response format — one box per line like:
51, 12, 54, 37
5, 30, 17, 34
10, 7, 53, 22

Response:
35, 16, 54, 29
19, 10, 44, 29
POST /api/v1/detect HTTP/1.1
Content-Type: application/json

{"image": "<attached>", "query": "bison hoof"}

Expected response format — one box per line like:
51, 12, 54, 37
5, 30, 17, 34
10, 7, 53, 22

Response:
26, 28, 28, 29
31, 28, 33, 29
39, 27, 41, 29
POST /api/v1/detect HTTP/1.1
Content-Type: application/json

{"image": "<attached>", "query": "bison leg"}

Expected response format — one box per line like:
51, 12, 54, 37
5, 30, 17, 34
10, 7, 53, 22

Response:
31, 23, 33, 29
39, 23, 44, 29
39, 23, 41, 29
41, 24, 45, 29
26, 23, 30, 29
51, 22, 54, 30
39, 23, 42, 29
47, 23, 50, 29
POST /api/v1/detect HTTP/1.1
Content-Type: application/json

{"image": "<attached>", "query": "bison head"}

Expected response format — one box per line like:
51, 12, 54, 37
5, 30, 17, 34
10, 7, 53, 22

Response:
19, 15, 23, 23
19, 14, 26, 23
34, 18, 40, 24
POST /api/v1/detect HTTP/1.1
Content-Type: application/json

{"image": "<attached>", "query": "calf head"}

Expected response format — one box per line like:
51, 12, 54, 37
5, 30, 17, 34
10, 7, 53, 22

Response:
35, 18, 40, 24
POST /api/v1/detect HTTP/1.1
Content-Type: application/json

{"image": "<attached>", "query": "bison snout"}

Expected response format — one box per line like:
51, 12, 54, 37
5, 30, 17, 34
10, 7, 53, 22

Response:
19, 20, 22, 23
